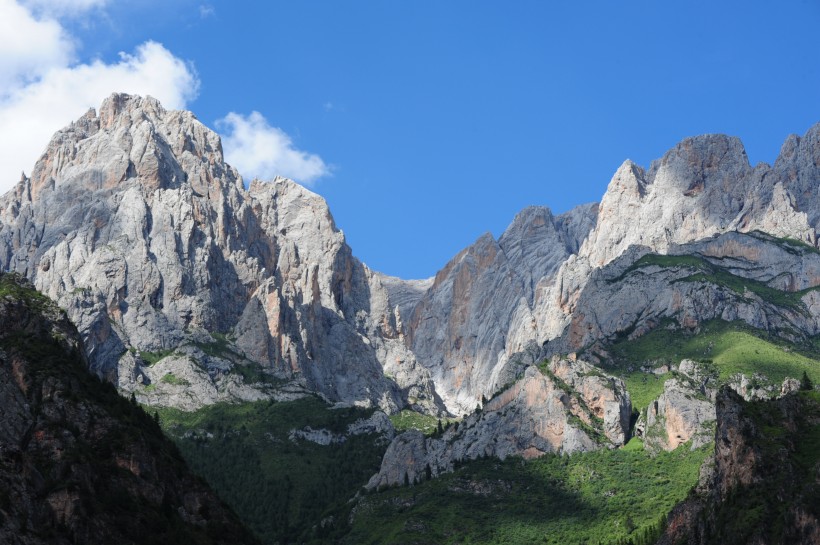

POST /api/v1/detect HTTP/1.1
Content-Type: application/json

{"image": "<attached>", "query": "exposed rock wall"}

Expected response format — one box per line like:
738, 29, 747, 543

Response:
400, 205, 598, 414
529, 128, 820, 346
2, 92, 819, 426
367, 357, 630, 489
395, 124, 820, 415
545, 231, 820, 357
0, 94, 434, 412
639, 378, 716, 452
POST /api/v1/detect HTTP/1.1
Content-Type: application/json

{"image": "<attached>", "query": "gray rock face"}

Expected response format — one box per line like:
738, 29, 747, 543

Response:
400, 205, 598, 414
3, 92, 819, 485
289, 411, 396, 446
392, 123, 820, 418
0, 93, 426, 412
638, 377, 716, 452
367, 358, 630, 488
545, 231, 820, 358
531, 127, 820, 346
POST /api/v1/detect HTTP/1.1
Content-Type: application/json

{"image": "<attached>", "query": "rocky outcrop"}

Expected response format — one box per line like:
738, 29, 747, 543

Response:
0, 272, 257, 544
545, 231, 820, 358
657, 387, 820, 545
288, 410, 395, 446
638, 376, 716, 453
401, 204, 598, 414
0, 93, 432, 412
393, 124, 820, 417
367, 357, 630, 488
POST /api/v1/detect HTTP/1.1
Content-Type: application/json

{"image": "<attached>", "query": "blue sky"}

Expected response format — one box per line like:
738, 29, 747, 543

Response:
2, 1, 820, 278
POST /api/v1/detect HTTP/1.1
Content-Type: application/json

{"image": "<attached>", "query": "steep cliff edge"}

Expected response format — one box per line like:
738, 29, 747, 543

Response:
401, 204, 598, 414
0, 272, 257, 544
657, 387, 820, 545
397, 123, 820, 415
0, 93, 433, 412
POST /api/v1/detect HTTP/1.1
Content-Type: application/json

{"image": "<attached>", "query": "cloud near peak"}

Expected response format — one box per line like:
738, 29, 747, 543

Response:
0, 0, 329, 194
0, 0, 199, 193
217, 111, 330, 186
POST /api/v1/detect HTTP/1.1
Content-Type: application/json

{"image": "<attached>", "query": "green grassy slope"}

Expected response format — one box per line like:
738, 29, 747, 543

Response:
345, 444, 709, 545
610, 320, 820, 409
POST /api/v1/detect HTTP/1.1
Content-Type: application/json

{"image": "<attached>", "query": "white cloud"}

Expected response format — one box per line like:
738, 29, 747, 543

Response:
0, 0, 199, 193
0, 0, 75, 88
21, 0, 108, 18
217, 111, 330, 186
0, 0, 327, 193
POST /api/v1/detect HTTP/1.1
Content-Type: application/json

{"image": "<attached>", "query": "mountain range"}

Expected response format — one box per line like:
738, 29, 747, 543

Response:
0, 93, 817, 544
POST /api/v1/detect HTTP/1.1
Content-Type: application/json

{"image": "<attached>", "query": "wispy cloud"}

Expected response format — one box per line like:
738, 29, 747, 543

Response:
217, 111, 330, 186
198, 3, 214, 19
21, 0, 108, 18
0, 0, 199, 193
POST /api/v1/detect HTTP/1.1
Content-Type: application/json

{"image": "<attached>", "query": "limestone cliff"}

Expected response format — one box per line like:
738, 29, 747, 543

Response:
546, 230, 820, 358
398, 204, 598, 414
531, 127, 820, 346
0, 93, 434, 412
395, 124, 820, 415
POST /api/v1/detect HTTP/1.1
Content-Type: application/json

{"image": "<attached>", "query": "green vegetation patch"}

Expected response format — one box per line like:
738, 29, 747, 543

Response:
681, 270, 806, 312
194, 332, 240, 360
389, 410, 445, 435
628, 253, 708, 273
139, 349, 177, 365
0, 272, 52, 310
345, 444, 710, 545
621, 437, 645, 452
747, 230, 820, 256
160, 372, 190, 386
157, 397, 387, 545
231, 362, 276, 385
620, 252, 810, 311
623, 372, 670, 412
610, 320, 819, 386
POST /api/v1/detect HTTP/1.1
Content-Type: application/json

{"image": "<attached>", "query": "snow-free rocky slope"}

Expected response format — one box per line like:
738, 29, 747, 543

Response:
0, 94, 437, 413
393, 126, 820, 414
2, 93, 820, 475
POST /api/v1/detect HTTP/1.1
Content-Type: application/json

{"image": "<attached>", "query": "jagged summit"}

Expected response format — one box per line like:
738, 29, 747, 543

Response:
23, 93, 237, 202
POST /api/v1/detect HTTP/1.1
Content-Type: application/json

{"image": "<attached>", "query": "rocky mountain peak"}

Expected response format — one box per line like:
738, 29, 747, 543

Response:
0, 93, 426, 413
2, 92, 818, 429
647, 133, 750, 190
26, 92, 237, 203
